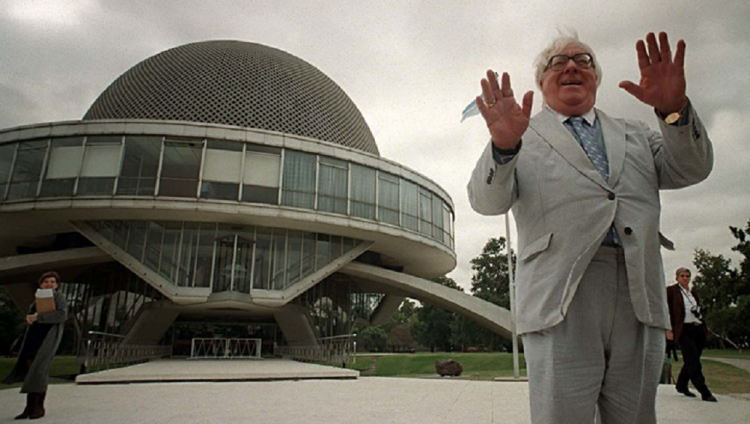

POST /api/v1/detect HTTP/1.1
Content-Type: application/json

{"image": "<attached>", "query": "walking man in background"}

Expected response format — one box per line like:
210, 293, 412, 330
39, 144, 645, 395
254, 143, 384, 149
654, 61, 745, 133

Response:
667, 267, 717, 402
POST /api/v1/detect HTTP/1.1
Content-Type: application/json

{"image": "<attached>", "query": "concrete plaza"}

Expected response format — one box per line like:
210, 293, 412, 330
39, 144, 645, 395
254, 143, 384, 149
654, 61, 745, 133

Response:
1, 359, 747, 423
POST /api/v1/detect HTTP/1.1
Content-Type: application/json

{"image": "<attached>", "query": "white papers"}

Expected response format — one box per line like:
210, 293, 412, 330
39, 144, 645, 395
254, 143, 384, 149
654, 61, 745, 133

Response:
35, 288, 54, 299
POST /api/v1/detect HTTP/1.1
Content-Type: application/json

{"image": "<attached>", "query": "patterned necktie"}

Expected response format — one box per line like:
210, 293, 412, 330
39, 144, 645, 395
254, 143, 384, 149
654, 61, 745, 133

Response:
568, 116, 609, 182
567, 116, 620, 245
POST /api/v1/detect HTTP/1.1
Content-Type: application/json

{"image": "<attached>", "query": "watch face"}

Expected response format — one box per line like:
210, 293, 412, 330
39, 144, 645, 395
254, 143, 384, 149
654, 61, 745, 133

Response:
665, 112, 681, 124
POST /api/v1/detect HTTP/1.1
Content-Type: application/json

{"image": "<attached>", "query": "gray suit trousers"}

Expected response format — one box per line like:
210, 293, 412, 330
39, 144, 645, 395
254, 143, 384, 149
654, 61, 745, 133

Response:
522, 246, 666, 424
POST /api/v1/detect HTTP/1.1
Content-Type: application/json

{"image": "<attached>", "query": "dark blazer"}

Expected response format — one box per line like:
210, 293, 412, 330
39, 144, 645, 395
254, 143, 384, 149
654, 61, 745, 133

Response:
666, 283, 706, 341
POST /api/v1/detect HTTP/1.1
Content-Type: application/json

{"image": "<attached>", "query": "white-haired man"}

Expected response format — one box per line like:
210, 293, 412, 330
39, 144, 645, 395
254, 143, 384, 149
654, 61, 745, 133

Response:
468, 32, 713, 423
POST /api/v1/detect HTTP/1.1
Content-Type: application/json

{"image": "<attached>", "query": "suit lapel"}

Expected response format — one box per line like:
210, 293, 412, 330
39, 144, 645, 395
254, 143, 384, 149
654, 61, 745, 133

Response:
529, 109, 607, 188
596, 109, 625, 187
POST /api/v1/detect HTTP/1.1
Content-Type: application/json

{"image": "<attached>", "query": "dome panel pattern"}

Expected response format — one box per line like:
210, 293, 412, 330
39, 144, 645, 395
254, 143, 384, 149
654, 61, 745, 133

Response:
84, 41, 379, 155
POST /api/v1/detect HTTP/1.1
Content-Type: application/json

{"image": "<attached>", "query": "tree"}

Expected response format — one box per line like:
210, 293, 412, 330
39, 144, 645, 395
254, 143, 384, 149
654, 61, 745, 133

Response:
383, 299, 418, 352
411, 276, 462, 352
359, 325, 388, 352
0, 287, 24, 356
692, 219, 750, 348
450, 237, 517, 352
385, 299, 417, 326
469, 237, 516, 309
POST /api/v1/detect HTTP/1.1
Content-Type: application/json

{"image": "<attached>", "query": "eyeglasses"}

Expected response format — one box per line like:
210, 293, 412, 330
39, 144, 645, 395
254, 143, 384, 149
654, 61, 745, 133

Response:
544, 53, 595, 72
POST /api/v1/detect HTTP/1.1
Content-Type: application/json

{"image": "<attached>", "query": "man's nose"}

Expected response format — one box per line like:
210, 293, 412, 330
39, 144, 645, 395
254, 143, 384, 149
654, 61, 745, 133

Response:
563, 59, 580, 72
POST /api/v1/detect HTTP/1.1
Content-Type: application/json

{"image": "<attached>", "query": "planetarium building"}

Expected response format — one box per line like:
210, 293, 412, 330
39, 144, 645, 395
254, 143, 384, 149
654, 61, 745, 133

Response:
0, 41, 509, 362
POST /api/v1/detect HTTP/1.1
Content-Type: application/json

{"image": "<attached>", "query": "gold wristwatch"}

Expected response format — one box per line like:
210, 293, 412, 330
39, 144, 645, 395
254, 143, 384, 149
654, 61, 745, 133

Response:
661, 100, 689, 125
664, 111, 682, 125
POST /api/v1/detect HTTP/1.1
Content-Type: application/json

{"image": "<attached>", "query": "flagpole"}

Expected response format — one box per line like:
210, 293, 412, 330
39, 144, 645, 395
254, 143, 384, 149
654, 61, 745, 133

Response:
505, 212, 519, 379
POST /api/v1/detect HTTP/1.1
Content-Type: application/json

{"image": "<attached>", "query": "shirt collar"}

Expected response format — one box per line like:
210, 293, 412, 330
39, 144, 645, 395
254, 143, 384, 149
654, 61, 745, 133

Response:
546, 105, 597, 126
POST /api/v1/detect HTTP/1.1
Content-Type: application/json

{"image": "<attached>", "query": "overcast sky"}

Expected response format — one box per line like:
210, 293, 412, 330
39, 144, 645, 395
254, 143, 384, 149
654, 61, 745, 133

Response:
1, 0, 748, 292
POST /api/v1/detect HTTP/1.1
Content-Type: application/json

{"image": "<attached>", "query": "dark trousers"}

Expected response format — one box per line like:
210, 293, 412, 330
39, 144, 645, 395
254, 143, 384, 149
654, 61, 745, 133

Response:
676, 323, 711, 396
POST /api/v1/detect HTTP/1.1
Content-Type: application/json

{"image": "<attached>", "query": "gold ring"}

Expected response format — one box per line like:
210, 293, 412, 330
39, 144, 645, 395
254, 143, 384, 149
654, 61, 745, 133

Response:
487, 102, 496, 108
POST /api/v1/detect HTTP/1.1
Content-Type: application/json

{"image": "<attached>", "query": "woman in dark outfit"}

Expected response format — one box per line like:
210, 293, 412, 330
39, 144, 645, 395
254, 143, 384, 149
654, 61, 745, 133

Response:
2, 271, 68, 419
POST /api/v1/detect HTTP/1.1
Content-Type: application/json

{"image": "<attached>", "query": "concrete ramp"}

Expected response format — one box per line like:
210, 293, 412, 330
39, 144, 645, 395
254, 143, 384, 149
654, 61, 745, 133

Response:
75, 358, 358, 384
341, 262, 514, 340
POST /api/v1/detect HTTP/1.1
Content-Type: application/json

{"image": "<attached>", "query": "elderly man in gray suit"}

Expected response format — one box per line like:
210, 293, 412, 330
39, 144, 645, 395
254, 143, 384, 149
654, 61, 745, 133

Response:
467, 31, 713, 424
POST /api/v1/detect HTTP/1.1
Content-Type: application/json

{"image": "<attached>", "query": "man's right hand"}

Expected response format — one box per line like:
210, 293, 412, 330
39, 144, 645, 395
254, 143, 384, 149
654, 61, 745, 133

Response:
477, 70, 534, 150
666, 330, 674, 341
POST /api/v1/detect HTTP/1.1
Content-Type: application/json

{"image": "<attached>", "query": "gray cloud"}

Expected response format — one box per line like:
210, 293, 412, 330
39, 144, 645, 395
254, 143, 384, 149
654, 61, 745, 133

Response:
0, 0, 746, 291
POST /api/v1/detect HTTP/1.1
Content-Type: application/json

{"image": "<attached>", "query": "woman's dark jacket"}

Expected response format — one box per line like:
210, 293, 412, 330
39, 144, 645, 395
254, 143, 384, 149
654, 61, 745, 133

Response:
2, 291, 68, 393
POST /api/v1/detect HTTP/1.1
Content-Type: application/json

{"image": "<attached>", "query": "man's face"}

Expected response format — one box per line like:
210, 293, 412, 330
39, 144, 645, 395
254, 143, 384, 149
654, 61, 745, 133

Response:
677, 272, 691, 287
540, 43, 598, 116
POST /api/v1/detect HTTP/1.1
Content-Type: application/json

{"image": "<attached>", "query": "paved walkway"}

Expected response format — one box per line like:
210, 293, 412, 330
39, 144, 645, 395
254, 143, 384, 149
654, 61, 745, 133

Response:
1, 360, 747, 423
704, 356, 750, 373
75, 359, 358, 384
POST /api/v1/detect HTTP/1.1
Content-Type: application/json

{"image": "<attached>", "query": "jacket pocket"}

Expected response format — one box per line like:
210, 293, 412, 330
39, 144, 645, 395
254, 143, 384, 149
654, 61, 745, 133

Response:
519, 232, 552, 262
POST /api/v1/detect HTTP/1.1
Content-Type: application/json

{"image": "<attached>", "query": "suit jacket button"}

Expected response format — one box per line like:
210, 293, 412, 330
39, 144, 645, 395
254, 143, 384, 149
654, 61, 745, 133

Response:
607, 192, 616, 200
624, 227, 633, 235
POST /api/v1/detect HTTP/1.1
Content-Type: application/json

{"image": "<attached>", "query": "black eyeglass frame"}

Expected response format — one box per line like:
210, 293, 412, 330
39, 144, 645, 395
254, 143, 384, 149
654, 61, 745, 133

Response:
544, 53, 595, 72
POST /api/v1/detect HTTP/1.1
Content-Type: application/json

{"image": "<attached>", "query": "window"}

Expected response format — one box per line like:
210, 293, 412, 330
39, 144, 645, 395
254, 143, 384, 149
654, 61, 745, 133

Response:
78, 136, 122, 196
200, 141, 242, 200
350, 164, 376, 219
144, 221, 165, 271
194, 222, 216, 288
281, 150, 316, 209
286, 231, 303, 287
443, 203, 454, 247
242, 145, 281, 204
41, 137, 83, 198
7, 140, 47, 200
118, 136, 162, 196
315, 233, 331, 270
253, 228, 273, 290
432, 195, 445, 242
271, 230, 287, 290
419, 188, 433, 236
377, 171, 399, 225
158, 140, 202, 197
317, 156, 348, 214
0, 143, 18, 200
400, 179, 419, 231
159, 222, 182, 281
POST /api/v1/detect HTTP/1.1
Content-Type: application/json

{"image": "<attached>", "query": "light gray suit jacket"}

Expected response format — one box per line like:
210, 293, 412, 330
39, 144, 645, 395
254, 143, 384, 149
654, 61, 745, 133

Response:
468, 104, 713, 335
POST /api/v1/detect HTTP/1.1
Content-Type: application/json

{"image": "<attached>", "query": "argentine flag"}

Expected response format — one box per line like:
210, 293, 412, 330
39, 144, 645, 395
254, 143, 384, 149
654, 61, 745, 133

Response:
461, 98, 480, 122
461, 72, 497, 122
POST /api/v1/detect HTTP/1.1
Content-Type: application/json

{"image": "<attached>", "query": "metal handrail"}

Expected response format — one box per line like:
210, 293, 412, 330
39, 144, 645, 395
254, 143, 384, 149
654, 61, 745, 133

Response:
275, 334, 356, 366
190, 338, 262, 359
81, 333, 171, 374
87, 330, 126, 339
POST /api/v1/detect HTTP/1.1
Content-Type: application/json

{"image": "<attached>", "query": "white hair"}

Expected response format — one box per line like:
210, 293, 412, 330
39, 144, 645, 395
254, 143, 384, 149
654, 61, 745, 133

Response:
533, 30, 603, 90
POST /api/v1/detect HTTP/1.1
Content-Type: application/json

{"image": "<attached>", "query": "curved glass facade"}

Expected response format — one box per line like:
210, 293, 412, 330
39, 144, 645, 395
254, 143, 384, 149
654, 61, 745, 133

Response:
0, 133, 454, 248
58, 263, 165, 342
89, 220, 363, 294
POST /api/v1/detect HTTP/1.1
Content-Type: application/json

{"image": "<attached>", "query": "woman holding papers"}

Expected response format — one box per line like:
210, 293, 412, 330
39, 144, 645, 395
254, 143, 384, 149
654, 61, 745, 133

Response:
2, 271, 68, 420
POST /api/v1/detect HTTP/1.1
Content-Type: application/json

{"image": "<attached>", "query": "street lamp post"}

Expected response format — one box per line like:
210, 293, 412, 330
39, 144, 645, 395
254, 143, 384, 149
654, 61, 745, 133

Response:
505, 213, 520, 379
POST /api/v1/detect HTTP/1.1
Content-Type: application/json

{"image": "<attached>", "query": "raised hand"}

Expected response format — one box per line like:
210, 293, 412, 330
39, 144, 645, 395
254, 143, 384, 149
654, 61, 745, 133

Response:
619, 32, 688, 115
477, 70, 534, 150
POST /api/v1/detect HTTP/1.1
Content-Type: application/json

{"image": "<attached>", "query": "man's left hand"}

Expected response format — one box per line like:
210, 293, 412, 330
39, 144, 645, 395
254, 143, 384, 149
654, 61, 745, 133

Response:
619, 32, 688, 115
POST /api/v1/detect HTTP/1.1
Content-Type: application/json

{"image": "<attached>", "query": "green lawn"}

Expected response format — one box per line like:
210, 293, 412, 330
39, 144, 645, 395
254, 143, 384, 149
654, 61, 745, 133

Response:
352, 352, 527, 379
701, 359, 750, 394
354, 352, 749, 394
0, 356, 78, 391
